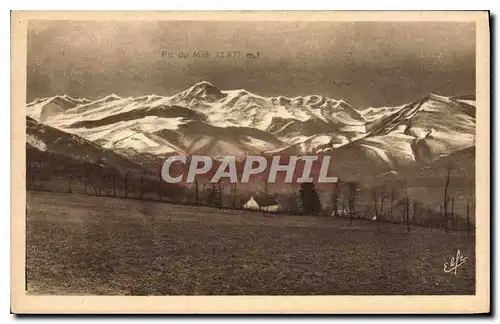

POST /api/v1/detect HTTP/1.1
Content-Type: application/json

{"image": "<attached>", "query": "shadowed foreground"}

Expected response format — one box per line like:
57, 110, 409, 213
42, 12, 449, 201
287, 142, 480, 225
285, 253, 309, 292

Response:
26, 191, 475, 295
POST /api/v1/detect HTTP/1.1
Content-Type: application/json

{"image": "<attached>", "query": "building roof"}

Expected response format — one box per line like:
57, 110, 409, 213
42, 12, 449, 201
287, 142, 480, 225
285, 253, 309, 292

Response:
251, 195, 280, 207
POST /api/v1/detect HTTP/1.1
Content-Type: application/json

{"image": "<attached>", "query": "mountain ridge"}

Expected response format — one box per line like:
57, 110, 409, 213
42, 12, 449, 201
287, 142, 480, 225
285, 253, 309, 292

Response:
26, 81, 475, 181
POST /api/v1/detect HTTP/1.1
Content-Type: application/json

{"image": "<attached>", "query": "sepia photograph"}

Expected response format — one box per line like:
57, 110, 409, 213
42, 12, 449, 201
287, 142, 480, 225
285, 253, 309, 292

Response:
11, 11, 490, 314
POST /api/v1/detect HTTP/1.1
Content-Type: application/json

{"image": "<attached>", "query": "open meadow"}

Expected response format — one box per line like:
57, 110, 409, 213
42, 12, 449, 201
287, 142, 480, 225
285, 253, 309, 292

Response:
26, 191, 475, 295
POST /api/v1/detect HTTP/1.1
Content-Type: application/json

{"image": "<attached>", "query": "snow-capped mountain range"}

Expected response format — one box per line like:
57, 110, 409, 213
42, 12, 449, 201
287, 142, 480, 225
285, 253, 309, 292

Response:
26, 81, 475, 180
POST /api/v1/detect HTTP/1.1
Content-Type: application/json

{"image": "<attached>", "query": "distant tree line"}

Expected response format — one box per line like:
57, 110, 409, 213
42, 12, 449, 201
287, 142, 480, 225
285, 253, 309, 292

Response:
328, 160, 474, 234
27, 157, 474, 234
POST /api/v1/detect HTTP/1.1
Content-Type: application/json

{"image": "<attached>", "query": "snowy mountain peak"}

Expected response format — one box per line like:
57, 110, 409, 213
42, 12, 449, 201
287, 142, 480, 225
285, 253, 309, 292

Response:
26, 84, 475, 176
100, 93, 122, 101
173, 81, 225, 103
188, 81, 220, 95
421, 93, 475, 109
192, 80, 216, 89
427, 93, 450, 101
27, 94, 92, 122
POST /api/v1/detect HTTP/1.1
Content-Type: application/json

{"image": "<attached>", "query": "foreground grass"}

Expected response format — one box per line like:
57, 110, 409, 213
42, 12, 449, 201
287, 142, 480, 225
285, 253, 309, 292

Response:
26, 191, 475, 295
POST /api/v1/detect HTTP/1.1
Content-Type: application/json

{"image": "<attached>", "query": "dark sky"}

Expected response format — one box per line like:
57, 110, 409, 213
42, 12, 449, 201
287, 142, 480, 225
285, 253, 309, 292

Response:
27, 20, 476, 108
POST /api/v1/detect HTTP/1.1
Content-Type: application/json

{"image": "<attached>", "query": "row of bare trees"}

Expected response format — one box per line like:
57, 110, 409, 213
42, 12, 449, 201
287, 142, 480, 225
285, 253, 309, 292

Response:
27, 160, 189, 202
441, 160, 473, 234
329, 161, 474, 234
27, 157, 474, 234
332, 179, 411, 230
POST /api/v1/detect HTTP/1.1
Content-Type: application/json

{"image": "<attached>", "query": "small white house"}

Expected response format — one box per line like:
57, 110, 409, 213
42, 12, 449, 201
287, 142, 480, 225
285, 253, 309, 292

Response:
243, 196, 281, 212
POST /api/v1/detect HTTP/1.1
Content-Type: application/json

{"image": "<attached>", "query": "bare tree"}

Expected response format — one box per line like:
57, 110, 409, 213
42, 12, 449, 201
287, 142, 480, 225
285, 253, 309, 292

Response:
399, 179, 410, 232
440, 204, 443, 230
466, 198, 471, 235
86, 166, 101, 196
90, 181, 100, 195
195, 179, 199, 205
158, 168, 163, 200
347, 182, 358, 225
32, 164, 37, 190
67, 173, 72, 193
390, 187, 395, 222
218, 181, 223, 209
84, 168, 89, 195
370, 186, 385, 221
289, 184, 297, 214
332, 181, 339, 218
413, 200, 417, 226
412, 200, 422, 227
93, 156, 107, 196
372, 187, 379, 220
231, 182, 237, 209
405, 198, 410, 232
340, 183, 345, 218
124, 172, 129, 198
379, 185, 386, 221
451, 195, 455, 230
209, 182, 221, 209
443, 160, 452, 233
112, 172, 117, 197
95, 171, 104, 196
139, 171, 145, 199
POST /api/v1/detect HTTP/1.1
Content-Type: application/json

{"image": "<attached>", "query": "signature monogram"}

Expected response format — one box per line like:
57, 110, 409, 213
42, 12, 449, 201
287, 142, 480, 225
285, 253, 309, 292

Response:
443, 250, 468, 275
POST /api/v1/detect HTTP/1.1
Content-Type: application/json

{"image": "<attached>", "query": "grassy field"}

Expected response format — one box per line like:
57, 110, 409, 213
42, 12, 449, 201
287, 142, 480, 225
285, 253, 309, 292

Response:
26, 190, 475, 295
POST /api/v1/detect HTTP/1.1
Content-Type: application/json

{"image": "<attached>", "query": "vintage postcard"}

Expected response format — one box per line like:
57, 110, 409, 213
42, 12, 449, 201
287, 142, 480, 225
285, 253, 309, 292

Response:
11, 11, 490, 314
